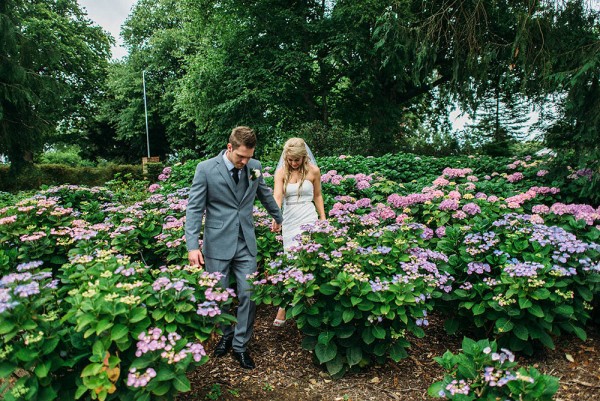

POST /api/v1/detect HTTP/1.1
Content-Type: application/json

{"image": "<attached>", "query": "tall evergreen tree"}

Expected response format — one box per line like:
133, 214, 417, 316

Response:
466, 87, 532, 155
0, 0, 111, 173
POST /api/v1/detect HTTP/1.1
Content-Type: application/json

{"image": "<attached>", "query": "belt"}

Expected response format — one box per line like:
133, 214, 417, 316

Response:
285, 200, 313, 205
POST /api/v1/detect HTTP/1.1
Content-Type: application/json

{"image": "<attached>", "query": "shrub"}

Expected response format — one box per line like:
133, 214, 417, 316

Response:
0, 253, 233, 400
428, 337, 559, 401
251, 219, 449, 377
438, 213, 600, 354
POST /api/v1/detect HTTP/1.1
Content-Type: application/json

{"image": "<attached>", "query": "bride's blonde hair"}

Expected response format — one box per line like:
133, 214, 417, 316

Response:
282, 137, 310, 196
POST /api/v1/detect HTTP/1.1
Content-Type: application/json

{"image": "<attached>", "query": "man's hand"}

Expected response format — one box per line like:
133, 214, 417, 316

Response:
188, 249, 205, 267
271, 219, 281, 232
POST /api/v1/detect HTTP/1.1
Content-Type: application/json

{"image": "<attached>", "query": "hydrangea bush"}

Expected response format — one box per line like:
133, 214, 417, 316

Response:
1, 249, 232, 400
428, 337, 559, 401
439, 213, 600, 353
0, 152, 598, 393
251, 219, 452, 377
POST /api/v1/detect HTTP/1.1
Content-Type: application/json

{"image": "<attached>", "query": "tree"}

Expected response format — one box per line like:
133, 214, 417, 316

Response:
96, 0, 597, 160
0, 0, 111, 173
172, 0, 598, 156
465, 87, 532, 156
90, 0, 197, 162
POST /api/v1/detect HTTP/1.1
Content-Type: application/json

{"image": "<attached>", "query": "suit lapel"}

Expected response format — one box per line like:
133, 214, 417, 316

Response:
216, 153, 237, 197
240, 164, 258, 204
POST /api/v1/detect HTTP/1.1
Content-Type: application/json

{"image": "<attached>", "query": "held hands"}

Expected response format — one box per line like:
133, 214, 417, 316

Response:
188, 249, 204, 267
271, 219, 282, 233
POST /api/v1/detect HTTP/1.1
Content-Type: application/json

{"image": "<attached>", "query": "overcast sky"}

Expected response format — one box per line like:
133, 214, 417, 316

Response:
78, 0, 137, 59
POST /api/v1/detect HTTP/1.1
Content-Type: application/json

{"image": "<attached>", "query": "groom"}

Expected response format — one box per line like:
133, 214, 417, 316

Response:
185, 126, 282, 369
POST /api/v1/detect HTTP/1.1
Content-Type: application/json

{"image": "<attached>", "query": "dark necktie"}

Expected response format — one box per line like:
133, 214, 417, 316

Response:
231, 167, 240, 184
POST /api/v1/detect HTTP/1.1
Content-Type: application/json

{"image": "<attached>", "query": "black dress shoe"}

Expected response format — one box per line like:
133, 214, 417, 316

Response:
233, 351, 255, 369
213, 336, 233, 357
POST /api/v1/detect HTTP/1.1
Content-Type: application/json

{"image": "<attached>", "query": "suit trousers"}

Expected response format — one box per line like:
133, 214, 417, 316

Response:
204, 235, 256, 352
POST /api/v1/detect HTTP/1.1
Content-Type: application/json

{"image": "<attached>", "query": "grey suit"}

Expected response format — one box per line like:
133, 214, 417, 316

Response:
185, 150, 282, 351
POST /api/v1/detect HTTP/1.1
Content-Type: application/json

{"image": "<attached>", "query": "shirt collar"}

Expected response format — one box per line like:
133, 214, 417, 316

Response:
222, 151, 234, 171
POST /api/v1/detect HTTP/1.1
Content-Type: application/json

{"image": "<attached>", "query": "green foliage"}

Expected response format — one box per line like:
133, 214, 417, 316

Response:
0, 150, 598, 391
39, 145, 95, 167
438, 214, 599, 354
0, 164, 143, 192
0, 254, 230, 400
428, 337, 559, 400
93, 0, 597, 158
0, 0, 112, 172
252, 220, 442, 377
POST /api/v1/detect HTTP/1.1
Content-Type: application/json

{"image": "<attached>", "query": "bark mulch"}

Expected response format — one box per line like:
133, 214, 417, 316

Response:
179, 306, 600, 401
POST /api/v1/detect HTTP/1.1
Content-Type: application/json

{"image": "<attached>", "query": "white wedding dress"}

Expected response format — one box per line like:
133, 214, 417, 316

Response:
282, 180, 318, 250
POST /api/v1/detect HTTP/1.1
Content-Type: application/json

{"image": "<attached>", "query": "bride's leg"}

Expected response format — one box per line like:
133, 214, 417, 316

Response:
273, 307, 287, 326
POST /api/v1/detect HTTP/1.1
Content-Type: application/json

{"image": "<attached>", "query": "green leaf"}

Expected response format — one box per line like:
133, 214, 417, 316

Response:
156, 369, 176, 381
532, 288, 550, 300
576, 286, 593, 301
152, 381, 171, 396
301, 336, 317, 351
319, 283, 337, 295
80, 363, 102, 377
495, 318, 514, 334
92, 340, 105, 357
428, 381, 445, 398
389, 342, 408, 362
326, 354, 345, 377
518, 297, 532, 309
42, 337, 60, 355
111, 324, 129, 342
37, 385, 58, 401
472, 303, 486, 315
335, 325, 355, 339
15, 348, 38, 362
529, 304, 545, 318
129, 307, 147, 323
152, 309, 166, 320
0, 321, 15, 335
514, 239, 529, 251
34, 360, 51, 378
555, 304, 574, 317
75, 385, 87, 400
315, 342, 337, 363
172, 375, 191, 392
318, 331, 335, 345
291, 303, 304, 317
136, 393, 151, 401
443, 318, 459, 334
95, 319, 113, 335
0, 361, 16, 378
513, 324, 529, 341
461, 337, 477, 355
537, 330, 555, 349
342, 309, 355, 323
572, 325, 587, 341
76, 313, 96, 330
372, 326, 386, 340
346, 346, 362, 367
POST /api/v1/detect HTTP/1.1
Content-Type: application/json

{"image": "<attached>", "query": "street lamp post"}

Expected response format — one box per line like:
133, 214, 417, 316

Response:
142, 70, 150, 158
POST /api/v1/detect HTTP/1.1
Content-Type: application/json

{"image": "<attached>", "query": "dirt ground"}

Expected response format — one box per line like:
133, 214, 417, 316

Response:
179, 306, 600, 401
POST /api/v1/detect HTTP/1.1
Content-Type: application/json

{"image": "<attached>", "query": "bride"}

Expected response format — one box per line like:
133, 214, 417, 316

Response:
270, 137, 327, 326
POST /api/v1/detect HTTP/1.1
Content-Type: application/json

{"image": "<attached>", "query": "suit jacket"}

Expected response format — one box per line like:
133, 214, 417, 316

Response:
185, 150, 282, 260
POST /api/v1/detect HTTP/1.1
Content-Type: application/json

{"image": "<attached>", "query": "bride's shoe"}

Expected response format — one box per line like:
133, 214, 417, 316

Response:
273, 308, 287, 327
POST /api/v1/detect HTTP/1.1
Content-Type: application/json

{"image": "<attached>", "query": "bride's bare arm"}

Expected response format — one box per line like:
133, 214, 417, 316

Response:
311, 166, 327, 220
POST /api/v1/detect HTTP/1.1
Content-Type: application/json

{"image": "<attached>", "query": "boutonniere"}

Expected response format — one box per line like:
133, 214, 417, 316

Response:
250, 169, 261, 181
